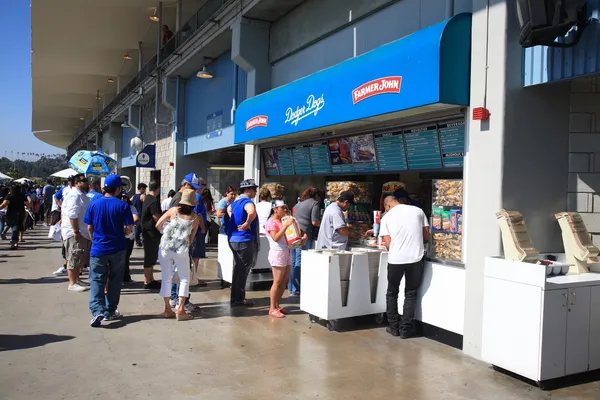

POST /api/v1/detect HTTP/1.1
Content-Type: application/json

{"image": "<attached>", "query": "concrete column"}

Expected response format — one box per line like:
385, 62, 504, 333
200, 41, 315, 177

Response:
231, 17, 272, 98
232, 17, 271, 180
462, 0, 570, 359
138, 41, 143, 72
175, 0, 182, 31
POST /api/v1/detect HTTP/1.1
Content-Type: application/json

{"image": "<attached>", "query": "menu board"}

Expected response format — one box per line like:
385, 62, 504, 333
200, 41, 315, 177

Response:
263, 120, 465, 177
263, 148, 280, 176
292, 145, 312, 175
439, 121, 465, 168
309, 142, 332, 174
404, 125, 442, 170
328, 135, 378, 173
374, 131, 408, 172
277, 147, 295, 176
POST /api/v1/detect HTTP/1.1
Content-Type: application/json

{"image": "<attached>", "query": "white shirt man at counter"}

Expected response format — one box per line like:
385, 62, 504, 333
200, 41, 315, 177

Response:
315, 191, 354, 250
379, 190, 430, 339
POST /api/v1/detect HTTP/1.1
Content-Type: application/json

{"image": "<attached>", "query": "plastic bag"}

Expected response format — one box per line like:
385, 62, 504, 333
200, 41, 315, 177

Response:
48, 224, 62, 241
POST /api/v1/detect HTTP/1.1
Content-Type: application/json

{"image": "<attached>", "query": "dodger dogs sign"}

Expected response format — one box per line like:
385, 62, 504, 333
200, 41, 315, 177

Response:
284, 94, 325, 126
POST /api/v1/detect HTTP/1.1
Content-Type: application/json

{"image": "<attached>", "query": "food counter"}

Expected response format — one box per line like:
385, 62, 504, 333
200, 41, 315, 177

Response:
217, 234, 273, 286
300, 244, 466, 334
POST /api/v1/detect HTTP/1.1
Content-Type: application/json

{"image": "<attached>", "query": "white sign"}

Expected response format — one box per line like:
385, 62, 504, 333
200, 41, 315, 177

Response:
284, 94, 325, 126
136, 152, 150, 166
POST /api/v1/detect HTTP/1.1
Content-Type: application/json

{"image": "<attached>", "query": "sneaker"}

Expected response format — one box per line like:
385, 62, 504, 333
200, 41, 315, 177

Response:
68, 283, 89, 292
169, 299, 177, 308
90, 314, 104, 328
105, 310, 122, 321
184, 302, 198, 312
53, 266, 67, 276
143, 280, 161, 290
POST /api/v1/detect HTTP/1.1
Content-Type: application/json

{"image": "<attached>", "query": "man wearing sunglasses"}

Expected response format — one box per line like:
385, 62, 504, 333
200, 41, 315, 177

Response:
60, 173, 91, 292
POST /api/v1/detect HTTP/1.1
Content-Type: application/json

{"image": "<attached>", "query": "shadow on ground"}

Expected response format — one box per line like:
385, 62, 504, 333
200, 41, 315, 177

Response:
0, 334, 75, 352
0, 277, 68, 285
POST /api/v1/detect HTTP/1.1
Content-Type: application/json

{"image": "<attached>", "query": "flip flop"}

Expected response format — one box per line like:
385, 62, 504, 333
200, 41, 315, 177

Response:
269, 309, 285, 318
176, 312, 194, 321
164, 311, 176, 319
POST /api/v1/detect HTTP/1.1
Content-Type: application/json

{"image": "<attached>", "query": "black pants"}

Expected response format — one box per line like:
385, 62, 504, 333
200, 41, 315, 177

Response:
124, 239, 134, 281
386, 258, 424, 334
229, 240, 258, 304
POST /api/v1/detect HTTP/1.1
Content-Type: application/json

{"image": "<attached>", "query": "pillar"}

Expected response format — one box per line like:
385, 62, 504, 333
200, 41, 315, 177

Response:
231, 17, 272, 180
462, 0, 570, 359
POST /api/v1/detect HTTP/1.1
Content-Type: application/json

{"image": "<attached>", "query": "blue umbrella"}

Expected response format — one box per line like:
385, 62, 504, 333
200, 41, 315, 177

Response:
68, 149, 117, 177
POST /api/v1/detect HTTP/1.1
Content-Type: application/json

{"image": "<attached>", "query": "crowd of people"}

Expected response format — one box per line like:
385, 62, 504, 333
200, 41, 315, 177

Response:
2, 172, 431, 339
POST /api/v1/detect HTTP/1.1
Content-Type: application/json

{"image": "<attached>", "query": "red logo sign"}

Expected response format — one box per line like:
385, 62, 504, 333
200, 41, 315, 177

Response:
246, 115, 268, 131
352, 76, 402, 104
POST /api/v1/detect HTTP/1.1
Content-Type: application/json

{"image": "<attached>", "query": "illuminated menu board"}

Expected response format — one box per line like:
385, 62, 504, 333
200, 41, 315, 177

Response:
292, 145, 312, 175
403, 125, 442, 170
439, 121, 465, 168
277, 147, 295, 176
263, 120, 465, 176
309, 142, 332, 174
374, 131, 408, 172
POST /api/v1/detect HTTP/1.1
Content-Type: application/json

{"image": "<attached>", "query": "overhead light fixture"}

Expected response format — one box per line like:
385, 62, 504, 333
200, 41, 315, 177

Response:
107, 77, 114, 83
95, 94, 101, 100
196, 66, 213, 79
123, 52, 132, 60
80, 117, 84, 120
208, 166, 244, 171
149, 8, 159, 22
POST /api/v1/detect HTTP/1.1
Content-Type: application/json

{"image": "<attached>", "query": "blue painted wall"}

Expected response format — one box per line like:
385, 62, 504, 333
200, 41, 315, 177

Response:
121, 127, 137, 168
523, 0, 600, 86
184, 50, 247, 143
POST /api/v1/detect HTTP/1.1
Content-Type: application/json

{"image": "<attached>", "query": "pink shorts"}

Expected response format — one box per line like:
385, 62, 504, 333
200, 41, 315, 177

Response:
268, 249, 291, 267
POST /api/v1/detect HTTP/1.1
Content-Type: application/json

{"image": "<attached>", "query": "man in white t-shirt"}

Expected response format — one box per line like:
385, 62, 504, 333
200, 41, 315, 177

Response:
379, 190, 430, 339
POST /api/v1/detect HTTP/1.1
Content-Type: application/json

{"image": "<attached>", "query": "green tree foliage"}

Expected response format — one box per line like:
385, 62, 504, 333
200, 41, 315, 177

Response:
0, 155, 67, 181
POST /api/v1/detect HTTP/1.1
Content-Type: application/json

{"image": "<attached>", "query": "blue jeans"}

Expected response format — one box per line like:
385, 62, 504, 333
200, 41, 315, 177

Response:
89, 250, 126, 318
289, 238, 313, 295
192, 230, 206, 259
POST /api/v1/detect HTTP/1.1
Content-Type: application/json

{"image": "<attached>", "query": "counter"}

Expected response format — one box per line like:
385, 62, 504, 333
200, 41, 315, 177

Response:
217, 234, 273, 285
482, 256, 600, 384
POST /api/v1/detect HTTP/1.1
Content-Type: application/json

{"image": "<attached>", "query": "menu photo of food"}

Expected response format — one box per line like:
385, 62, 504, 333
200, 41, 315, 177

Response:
263, 148, 280, 174
328, 137, 352, 165
348, 135, 376, 164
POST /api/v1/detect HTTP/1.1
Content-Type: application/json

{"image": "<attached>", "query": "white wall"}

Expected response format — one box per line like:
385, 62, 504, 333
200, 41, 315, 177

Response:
463, 0, 570, 359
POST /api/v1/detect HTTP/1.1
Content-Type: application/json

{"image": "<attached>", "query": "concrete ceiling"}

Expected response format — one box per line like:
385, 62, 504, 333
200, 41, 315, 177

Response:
32, 0, 180, 148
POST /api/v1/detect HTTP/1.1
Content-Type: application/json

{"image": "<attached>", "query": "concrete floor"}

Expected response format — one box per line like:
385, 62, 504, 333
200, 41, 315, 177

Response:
1, 229, 600, 400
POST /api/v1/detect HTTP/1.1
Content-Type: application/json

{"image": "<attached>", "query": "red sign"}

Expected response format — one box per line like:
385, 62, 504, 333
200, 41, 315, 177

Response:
352, 76, 402, 104
245, 115, 268, 131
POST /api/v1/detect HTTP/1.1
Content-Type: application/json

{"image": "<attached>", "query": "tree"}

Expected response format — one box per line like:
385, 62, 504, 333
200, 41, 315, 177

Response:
6, 167, 24, 180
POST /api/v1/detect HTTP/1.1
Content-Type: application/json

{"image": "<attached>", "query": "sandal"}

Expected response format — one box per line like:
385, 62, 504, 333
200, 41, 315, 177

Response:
176, 312, 194, 321
164, 311, 176, 319
278, 307, 289, 315
269, 309, 285, 318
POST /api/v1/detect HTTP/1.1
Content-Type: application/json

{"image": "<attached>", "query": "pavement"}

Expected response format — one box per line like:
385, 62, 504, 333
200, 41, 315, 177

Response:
1, 228, 600, 400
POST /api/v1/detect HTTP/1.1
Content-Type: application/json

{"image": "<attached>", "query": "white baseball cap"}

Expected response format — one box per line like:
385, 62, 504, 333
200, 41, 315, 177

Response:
272, 200, 287, 208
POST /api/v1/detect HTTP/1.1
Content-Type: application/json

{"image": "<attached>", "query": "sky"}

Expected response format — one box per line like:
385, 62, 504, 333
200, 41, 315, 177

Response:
0, 1, 64, 161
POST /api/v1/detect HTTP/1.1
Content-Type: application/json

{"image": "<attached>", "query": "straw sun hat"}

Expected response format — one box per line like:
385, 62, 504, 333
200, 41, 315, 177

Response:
179, 189, 198, 207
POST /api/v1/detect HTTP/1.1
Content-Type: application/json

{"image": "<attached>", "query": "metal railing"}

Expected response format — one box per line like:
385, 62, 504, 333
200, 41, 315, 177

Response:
67, 0, 229, 156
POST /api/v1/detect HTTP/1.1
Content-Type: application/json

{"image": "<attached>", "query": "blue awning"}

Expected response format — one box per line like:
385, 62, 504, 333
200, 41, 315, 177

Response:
234, 13, 472, 144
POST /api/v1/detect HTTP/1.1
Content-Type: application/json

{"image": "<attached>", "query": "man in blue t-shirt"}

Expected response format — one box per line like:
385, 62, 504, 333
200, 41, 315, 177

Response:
86, 177, 103, 202
84, 174, 134, 327
226, 179, 259, 306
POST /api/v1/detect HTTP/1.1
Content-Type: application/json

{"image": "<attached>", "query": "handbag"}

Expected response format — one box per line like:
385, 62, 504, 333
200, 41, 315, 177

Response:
48, 224, 62, 241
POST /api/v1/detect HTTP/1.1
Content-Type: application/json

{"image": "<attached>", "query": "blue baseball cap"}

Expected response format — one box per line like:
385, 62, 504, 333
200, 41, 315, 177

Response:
104, 175, 123, 189
183, 173, 202, 190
